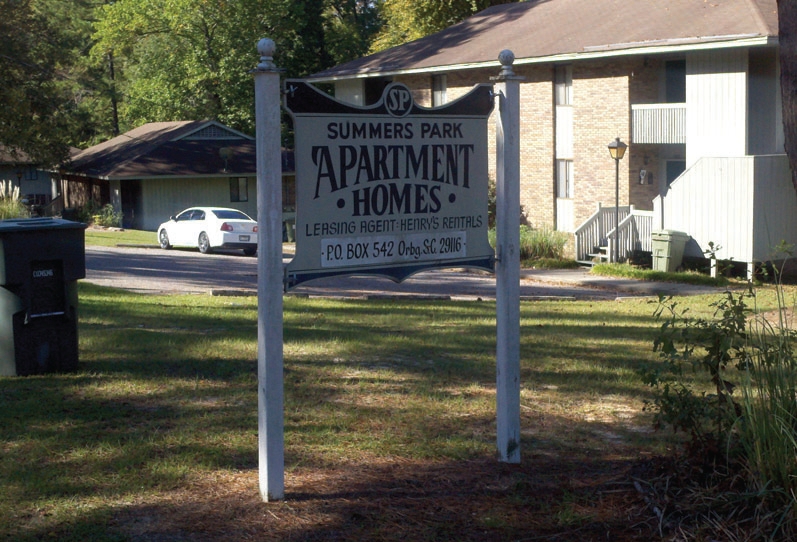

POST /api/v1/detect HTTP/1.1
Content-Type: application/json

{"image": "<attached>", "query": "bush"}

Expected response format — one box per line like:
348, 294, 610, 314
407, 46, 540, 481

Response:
75, 202, 122, 227
644, 288, 753, 460
642, 280, 797, 537
94, 203, 123, 227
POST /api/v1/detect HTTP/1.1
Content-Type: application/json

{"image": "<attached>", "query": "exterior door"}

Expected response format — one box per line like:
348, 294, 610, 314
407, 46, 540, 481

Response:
121, 180, 143, 230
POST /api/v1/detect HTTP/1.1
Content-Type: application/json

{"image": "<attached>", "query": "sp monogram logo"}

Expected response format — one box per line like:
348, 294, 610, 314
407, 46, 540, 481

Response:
384, 83, 413, 118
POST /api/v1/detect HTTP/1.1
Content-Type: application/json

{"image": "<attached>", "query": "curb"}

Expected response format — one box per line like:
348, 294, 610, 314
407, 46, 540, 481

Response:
116, 243, 160, 249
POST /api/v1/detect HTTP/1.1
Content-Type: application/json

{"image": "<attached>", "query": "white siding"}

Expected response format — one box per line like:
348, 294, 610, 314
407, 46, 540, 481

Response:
659, 155, 797, 264
752, 155, 797, 262
686, 50, 748, 168
631, 104, 686, 144
748, 49, 782, 155
555, 106, 573, 159
556, 198, 574, 233
555, 98, 574, 232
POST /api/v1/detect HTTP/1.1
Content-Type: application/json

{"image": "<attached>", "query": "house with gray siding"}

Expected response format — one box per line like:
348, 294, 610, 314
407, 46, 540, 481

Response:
0, 146, 60, 209
306, 0, 793, 275
62, 121, 295, 231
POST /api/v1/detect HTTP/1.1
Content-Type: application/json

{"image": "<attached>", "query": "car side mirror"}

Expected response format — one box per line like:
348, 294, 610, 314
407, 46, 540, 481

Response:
170, 215, 176, 221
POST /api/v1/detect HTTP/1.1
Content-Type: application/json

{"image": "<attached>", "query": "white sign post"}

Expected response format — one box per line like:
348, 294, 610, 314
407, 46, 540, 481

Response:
254, 38, 284, 501
493, 50, 522, 463
253, 42, 524, 501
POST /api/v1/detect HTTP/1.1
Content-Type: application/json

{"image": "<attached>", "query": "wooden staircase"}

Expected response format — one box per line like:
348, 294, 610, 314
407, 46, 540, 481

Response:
581, 245, 609, 266
574, 204, 654, 265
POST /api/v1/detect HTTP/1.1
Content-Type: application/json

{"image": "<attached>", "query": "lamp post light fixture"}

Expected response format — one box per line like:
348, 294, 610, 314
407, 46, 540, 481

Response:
607, 137, 627, 263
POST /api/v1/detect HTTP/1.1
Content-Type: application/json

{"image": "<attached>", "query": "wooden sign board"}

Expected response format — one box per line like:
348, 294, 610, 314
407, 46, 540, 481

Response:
284, 81, 494, 287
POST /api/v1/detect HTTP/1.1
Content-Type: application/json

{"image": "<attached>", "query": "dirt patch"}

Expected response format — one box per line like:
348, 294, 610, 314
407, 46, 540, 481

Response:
754, 307, 797, 330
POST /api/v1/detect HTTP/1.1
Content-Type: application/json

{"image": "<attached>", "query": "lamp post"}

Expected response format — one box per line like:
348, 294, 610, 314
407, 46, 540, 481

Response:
607, 137, 627, 263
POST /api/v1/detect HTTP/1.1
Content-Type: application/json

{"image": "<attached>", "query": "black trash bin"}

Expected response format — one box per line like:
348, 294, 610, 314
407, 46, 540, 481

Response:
0, 217, 87, 376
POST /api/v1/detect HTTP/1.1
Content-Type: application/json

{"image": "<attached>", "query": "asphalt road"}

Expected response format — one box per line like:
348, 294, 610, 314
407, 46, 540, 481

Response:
84, 245, 636, 300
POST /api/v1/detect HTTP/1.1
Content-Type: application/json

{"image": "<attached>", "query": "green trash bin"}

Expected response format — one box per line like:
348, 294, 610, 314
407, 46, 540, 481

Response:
651, 230, 690, 272
0, 217, 87, 376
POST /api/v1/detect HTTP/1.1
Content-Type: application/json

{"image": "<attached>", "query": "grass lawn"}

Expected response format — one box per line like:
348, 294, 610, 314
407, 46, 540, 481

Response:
1, 281, 784, 540
84, 227, 157, 247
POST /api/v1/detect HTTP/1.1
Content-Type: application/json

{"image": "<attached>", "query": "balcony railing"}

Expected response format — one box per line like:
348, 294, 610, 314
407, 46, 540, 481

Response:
631, 103, 686, 144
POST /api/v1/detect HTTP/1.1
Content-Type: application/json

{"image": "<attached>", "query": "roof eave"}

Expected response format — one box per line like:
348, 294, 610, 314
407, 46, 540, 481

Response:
307, 34, 777, 83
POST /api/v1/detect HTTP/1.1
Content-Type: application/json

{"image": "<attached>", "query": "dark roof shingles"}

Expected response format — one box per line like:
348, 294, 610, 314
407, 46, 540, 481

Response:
67, 121, 261, 178
311, 0, 778, 79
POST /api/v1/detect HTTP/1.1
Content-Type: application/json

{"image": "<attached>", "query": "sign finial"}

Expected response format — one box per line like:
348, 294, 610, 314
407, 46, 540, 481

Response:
498, 50, 516, 78
256, 38, 277, 71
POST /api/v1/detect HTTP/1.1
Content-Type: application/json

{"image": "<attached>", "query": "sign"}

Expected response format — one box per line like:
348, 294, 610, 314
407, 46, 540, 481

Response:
284, 81, 495, 287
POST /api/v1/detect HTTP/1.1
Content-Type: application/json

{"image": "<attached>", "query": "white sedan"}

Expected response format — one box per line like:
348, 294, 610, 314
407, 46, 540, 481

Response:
157, 207, 258, 256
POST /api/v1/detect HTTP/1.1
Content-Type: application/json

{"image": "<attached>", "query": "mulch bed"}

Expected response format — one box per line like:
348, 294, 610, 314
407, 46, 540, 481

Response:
110, 455, 660, 541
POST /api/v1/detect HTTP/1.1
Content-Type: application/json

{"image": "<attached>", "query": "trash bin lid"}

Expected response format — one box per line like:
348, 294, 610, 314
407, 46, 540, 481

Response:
0, 217, 87, 233
652, 229, 690, 239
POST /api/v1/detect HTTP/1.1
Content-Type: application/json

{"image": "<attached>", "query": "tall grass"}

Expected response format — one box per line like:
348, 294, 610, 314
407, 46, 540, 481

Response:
488, 225, 569, 261
0, 180, 29, 220
738, 287, 797, 509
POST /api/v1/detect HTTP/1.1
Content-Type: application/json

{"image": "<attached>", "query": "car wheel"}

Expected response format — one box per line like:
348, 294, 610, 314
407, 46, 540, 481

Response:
243, 247, 256, 256
159, 229, 172, 249
198, 232, 212, 254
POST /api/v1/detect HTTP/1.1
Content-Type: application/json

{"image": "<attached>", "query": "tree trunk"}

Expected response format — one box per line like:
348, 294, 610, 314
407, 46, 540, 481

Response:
778, 0, 797, 192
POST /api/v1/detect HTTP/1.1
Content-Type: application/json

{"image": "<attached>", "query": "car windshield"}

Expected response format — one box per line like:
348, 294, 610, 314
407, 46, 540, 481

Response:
211, 210, 252, 220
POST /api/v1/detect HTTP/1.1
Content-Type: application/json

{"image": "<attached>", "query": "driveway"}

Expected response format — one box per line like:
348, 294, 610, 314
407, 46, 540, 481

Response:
84, 246, 723, 300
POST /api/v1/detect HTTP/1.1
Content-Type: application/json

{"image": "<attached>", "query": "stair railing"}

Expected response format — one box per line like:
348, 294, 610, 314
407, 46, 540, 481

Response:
606, 209, 654, 263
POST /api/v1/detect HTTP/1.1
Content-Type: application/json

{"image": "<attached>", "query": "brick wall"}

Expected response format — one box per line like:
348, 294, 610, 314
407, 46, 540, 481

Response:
396, 55, 663, 232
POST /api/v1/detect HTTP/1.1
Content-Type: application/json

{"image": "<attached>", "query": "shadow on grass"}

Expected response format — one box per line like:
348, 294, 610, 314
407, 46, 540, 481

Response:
0, 283, 669, 540
8, 453, 654, 541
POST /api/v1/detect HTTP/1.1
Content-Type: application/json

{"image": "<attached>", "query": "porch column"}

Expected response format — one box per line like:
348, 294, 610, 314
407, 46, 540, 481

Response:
109, 180, 122, 214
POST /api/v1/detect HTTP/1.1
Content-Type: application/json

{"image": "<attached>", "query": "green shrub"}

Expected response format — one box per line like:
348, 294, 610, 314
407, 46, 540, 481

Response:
644, 287, 753, 459
75, 202, 122, 227
94, 203, 123, 227
643, 280, 797, 535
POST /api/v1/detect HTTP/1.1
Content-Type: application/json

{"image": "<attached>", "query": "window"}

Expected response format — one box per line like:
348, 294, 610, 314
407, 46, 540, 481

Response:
433, 74, 447, 106
212, 209, 252, 220
230, 177, 248, 202
556, 160, 573, 198
24, 167, 38, 181
555, 65, 572, 106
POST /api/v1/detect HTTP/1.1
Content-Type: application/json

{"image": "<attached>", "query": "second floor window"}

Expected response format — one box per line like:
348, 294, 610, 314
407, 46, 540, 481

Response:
665, 60, 686, 103
555, 65, 572, 106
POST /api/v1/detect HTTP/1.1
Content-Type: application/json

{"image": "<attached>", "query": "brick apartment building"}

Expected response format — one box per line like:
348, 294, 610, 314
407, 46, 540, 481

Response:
307, 0, 795, 273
